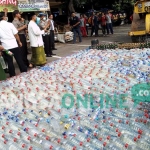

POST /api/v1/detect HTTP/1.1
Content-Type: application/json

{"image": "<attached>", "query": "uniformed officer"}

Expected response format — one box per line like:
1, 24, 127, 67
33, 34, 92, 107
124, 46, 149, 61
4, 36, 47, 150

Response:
12, 10, 32, 68
38, 13, 55, 57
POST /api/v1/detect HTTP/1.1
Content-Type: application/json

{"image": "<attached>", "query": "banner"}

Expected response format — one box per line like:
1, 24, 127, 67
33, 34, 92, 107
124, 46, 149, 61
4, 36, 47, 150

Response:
18, 1, 50, 12
0, 0, 18, 12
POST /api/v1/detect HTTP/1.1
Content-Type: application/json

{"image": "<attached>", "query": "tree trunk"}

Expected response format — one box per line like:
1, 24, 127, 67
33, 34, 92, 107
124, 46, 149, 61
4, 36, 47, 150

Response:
68, 0, 75, 15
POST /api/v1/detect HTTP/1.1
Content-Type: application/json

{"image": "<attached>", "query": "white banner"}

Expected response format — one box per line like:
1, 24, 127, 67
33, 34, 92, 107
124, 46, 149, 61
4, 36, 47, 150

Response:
18, 1, 50, 11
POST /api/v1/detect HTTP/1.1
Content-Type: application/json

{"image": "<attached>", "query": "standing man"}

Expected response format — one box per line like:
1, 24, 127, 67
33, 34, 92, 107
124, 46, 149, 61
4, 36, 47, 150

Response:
28, 14, 47, 66
39, 13, 55, 57
0, 12, 27, 77
94, 13, 99, 37
83, 14, 89, 35
69, 12, 82, 44
106, 11, 113, 35
49, 14, 57, 50
100, 12, 107, 36
12, 10, 31, 68
88, 12, 95, 36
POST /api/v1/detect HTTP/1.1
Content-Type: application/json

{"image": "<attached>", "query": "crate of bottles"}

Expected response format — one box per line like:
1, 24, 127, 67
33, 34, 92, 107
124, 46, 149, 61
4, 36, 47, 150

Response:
96, 42, 150, 50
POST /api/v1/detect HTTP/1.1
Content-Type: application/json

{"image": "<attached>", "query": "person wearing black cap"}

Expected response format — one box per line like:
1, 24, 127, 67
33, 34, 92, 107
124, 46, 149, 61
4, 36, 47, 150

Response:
12, 10, 32, 68
38, 13, 55, 57
0, 12, 27, 77
28, 14, 48, 66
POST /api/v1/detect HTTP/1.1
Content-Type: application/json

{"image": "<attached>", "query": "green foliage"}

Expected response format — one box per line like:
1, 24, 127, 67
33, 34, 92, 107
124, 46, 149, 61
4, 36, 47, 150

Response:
112, 0, 134, 11
62, 0, 135, 12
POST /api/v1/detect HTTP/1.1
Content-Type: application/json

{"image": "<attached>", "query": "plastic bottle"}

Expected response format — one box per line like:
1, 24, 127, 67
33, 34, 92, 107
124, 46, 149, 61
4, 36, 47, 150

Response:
41, 140, 56, 150
0, 56, 7, 69
3, 50, 14, 56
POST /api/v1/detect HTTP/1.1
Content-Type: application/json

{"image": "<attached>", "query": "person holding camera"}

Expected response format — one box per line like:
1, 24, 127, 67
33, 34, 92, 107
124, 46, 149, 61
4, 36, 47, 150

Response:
12, 10, 32, 68
39, 13, 55, 57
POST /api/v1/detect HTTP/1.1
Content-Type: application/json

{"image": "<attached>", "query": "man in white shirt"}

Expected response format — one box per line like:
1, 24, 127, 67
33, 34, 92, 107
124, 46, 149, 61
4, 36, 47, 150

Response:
0, 12, 27, 77
28, 14, 48, 66
106, 11, 113, 35
49, 14, 57, 50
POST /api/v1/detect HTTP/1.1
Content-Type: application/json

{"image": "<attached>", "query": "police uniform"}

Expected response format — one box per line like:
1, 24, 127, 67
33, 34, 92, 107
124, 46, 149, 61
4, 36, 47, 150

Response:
39, 19, 52, 56
12, 18, 29, 67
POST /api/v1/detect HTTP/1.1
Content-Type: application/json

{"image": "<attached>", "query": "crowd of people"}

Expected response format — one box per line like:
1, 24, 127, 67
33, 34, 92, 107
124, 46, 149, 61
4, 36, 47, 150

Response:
0, 10, 57, 80
86, 11, 114, 36
69, 11, 114, 44
0, 10, 114, 80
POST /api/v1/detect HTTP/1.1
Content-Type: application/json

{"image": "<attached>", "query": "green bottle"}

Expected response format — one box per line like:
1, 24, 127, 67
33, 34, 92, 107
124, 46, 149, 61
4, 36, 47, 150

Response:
3, 50, 14, 56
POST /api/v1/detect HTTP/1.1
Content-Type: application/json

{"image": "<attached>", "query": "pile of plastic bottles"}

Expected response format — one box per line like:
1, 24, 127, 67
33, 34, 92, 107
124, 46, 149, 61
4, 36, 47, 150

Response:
0, 48, 149, 149
0, 105, 149, 150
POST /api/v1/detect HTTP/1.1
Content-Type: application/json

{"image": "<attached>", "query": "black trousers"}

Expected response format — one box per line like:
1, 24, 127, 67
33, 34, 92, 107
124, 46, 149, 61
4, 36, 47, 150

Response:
91, 26, 95, 36
86, 26, 88, 35
3, 47, 27, 77
19, 34, 29, 66
42, 34, 52, 55
101, 25, 106, 35
95, 25, 99, 36
50, 30, 55, 49
106, 23, 113, 34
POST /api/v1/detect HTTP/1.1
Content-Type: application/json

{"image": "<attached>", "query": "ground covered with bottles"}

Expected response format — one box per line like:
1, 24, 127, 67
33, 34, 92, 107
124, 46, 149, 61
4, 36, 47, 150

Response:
0, 48, 150, 150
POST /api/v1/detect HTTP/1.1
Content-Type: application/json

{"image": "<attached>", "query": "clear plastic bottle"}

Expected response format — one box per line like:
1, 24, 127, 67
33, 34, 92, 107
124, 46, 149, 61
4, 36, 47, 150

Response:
21, 110, 39, 121
41, 140, 56, 150
30, 137, 43, 149
25, 127, 41, 137
0, 56, 7, 69
19, 131, 31, 143
36, 118, 51, 132
62, 140, 77, 150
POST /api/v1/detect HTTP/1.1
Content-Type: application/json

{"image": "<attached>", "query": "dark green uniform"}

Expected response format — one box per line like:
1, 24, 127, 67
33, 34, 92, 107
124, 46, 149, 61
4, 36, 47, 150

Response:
0, 63, 6, 81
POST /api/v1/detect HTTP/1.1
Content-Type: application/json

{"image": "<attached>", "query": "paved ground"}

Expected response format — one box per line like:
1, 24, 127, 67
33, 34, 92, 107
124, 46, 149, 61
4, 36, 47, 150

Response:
8, 24, 132, 77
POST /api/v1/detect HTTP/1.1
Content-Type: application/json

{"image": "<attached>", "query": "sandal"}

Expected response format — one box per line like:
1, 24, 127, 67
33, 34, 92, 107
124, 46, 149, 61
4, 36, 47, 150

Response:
29, 64, 33, 68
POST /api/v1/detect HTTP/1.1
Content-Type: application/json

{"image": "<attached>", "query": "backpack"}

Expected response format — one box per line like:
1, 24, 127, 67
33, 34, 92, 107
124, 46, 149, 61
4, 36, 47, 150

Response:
88, 17, 92, 24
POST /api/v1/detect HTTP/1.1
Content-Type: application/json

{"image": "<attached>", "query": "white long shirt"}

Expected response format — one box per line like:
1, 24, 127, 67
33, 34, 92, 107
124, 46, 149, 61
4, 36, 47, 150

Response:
0, 20, 18, 49
106, 14, 112, 23
28, 20, 45, 47
49, 19, 54, 30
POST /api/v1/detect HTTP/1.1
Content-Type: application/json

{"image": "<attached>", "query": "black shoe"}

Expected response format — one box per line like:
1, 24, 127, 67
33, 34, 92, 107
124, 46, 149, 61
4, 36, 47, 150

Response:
4, 68, 9, 73
52, 48, 57, 50
46, 54, 52, 57
51, 53, 56, 55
